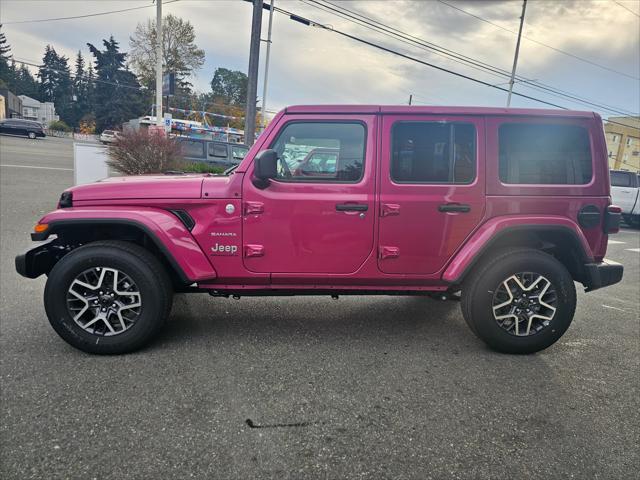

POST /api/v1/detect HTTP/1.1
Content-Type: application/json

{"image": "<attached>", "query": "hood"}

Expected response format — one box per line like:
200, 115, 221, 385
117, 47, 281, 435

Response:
69, 175, 206, 201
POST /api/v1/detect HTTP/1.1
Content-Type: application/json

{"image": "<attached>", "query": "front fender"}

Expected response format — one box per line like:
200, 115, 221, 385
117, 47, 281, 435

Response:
442, 215, 594, 284
33, 207, 217, 283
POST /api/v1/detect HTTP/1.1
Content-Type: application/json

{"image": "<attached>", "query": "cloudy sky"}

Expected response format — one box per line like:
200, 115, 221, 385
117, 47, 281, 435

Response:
1, 0, 639, 118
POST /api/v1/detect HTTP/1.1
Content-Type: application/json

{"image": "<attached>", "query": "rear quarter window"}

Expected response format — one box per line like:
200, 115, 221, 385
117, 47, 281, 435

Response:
499, 123, 592, 185
610, 171, 633, 187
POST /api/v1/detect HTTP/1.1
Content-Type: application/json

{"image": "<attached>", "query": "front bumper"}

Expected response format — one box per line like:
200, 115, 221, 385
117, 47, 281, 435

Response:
15, 239, 60, 279
583, 259, 624, 292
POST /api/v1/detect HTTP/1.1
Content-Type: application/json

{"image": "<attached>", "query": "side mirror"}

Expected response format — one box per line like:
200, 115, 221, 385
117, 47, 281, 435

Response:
252, 149, 278, 189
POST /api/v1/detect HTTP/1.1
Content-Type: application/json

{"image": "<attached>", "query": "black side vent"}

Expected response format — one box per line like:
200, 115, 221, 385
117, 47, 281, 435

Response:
170, 209, 196, 231
58, 191, 73, 208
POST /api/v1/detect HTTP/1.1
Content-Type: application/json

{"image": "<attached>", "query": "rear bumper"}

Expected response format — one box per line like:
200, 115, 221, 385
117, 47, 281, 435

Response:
15, 239, 59, 279
583, 259, 623, 292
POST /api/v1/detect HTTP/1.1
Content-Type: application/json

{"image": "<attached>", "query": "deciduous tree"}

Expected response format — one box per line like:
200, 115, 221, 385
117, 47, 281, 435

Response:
128, 14, 204, 95
209, 67, 248, 105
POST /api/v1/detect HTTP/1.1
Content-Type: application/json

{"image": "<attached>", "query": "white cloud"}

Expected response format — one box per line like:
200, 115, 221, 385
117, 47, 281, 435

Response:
1, 0, 638, 116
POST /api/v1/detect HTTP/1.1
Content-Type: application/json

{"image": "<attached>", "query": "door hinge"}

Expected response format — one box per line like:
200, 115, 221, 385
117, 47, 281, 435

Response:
381, 203, 400, 217
379, 246, 400, 259
244, 244, 265, 257
244, 201, 264, 215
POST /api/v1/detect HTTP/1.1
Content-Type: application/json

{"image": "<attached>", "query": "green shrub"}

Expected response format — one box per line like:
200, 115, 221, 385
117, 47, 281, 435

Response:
177, 162, 226, 174
48, 120, 72, 132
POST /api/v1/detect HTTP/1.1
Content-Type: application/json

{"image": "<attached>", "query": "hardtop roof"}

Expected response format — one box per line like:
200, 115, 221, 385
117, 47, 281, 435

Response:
284, 105, 597, 118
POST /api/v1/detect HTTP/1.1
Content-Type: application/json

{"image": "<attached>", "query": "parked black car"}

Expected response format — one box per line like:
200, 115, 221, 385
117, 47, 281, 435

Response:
177, 137, 248, 167
0, 118, 46, 139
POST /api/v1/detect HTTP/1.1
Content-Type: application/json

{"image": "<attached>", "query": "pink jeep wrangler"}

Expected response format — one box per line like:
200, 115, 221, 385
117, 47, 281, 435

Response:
16, 106, 623, 355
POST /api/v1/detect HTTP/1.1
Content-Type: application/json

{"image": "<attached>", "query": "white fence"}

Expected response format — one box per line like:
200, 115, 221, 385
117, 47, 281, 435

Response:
45, 130, 100, 143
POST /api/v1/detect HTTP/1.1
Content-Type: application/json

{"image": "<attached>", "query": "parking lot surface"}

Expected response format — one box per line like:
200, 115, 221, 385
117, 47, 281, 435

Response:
1, 134, 638, 479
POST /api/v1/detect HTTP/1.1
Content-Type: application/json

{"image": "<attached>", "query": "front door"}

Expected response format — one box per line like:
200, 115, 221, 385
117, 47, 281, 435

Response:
242, 116, 377, 274
378, 115, 485, 274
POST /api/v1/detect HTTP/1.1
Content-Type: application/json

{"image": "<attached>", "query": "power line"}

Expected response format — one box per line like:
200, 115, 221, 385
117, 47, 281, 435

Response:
436, 0, 639, 81
275, 4, 568, 109
612, 0, 640, 18
301, 0, 638, 116
2, 0, 180, 25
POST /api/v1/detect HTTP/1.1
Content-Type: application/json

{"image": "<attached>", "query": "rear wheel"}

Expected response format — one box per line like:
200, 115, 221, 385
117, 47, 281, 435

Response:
44, 241, 173, 354
461, 249, 576, 354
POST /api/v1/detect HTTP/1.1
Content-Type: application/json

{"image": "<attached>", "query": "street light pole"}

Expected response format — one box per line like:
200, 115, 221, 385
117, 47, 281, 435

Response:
507, 0, 527, 107
155, 0, 163, 125
245, 0, 263, 146
260, 0, 275, 130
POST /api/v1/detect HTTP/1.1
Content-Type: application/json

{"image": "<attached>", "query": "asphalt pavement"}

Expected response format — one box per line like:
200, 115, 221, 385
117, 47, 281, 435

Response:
1, 134, 638, 479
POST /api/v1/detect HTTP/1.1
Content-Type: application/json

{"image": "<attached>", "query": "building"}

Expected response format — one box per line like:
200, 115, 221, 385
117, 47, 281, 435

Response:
604, 116, 640, 172
18, 95, 59, 126
0, 88, 23, 119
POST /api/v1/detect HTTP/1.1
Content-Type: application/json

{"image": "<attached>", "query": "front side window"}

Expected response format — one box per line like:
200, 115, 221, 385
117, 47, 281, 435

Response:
180, 140, 205, 159
499, 123, 592, 185
269, 122, 365, 182
209, 143, 228, 158
391, 122, 476, 183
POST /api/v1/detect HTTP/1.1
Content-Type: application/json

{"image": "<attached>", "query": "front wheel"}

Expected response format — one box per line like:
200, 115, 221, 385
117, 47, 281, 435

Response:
28, 131, 37, 139
461, 249, 576, 354
44, 241, 173, 354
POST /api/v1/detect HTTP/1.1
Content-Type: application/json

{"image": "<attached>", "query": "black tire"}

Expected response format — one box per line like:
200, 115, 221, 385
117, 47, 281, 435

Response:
44, 241, 173, 354
461, 248, 576, 354
28, 131, 37, 139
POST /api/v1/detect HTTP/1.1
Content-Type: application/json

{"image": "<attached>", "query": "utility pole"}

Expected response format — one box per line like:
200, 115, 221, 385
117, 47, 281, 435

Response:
507, 0, 527, 107
155, 0, 163, 125
408, 94, 413, 105
245, 0, 263, 146
260, 0, 275, 130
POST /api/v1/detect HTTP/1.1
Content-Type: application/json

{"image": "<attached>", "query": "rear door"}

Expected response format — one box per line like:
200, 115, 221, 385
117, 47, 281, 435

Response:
377, 115, 485, 274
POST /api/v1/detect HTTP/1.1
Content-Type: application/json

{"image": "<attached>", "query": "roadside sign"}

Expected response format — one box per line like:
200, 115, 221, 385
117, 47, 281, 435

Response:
163, 113, 172, 132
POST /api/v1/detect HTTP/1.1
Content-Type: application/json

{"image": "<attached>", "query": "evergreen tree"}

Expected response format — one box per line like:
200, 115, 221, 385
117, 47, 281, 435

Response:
38, 45, 73, 123
38, 45, 58, 101
0, 24, 13, 87
15, 63, 39, 98
85, 62, 95, 113
88, 36, 146, 131
70, 51, 89, 127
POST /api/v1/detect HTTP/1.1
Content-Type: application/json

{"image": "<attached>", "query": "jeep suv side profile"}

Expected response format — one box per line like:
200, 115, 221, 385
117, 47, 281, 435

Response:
16, 106, 623, 355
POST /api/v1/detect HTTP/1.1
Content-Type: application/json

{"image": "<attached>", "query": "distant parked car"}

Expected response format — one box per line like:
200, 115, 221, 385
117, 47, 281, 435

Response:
0, 118, 46, 139
177, 137, 249, 167
100, 130, 120, 144
610, 170, 640, 227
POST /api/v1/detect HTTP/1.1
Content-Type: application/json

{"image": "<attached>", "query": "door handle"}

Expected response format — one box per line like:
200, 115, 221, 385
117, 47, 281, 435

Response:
336, 204, 368, 212
438, 203, 471, 213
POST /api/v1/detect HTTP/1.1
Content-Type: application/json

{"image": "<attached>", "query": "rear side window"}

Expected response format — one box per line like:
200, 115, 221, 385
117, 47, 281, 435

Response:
391, 122, 476, 184
499, 123, 592, 185
209, 143, 228, 158
180, 140, 205, 159
610, 171, 634, 187
270, 122, 365, 182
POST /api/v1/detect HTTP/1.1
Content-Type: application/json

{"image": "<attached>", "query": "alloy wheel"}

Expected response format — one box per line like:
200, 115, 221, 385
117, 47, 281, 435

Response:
66, 267, 142, 336
491, 272, 557, 336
